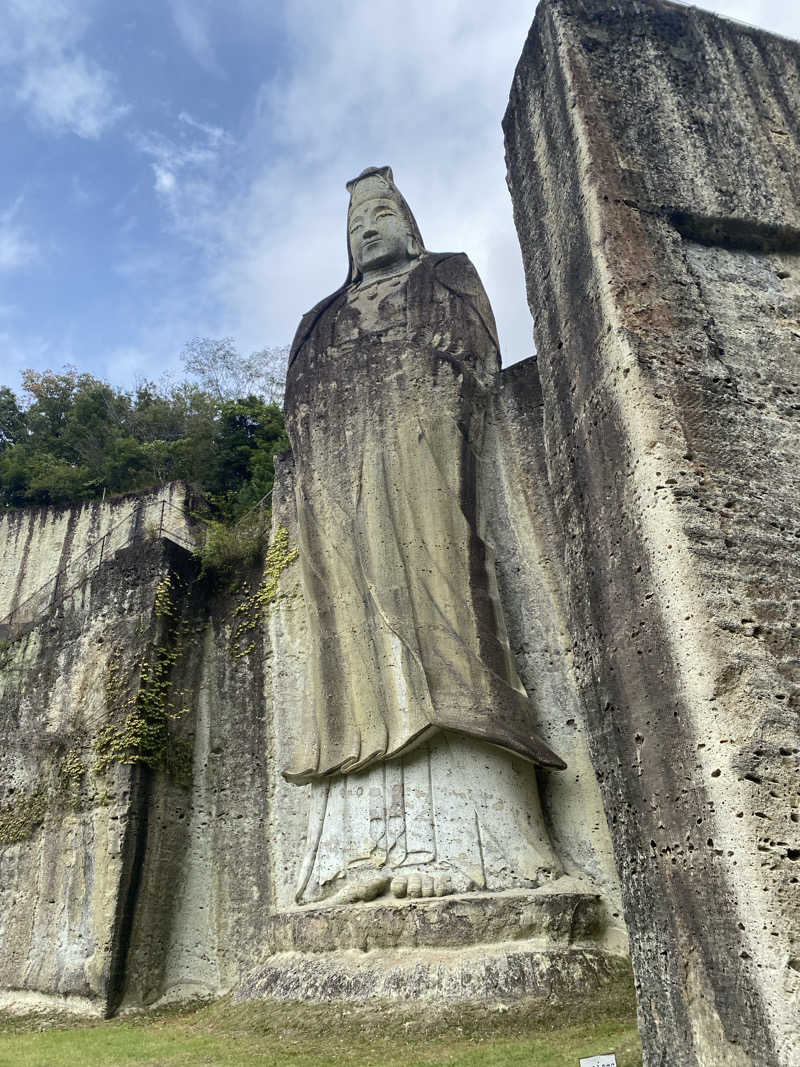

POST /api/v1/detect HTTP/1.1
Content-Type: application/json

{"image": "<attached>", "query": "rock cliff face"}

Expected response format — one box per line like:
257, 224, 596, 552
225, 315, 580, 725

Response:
505, 1, 800, 1063
487, 361, 623, 929
0, 487, 274, 1014
0, 489, 193, 1014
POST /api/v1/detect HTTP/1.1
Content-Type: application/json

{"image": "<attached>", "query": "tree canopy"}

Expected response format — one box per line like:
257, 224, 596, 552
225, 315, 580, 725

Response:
0, 344, 289, 522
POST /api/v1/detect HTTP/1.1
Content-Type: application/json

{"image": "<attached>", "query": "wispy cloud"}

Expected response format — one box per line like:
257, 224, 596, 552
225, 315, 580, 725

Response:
17, 55, 127, 139
0, 200, 38, 273
132, 112, 234, 237
168, 0, 221, 74
1, 0, 127, 138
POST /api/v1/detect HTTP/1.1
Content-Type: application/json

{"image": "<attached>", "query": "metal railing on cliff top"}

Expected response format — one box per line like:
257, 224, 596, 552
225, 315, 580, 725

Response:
0, 498, 198, 640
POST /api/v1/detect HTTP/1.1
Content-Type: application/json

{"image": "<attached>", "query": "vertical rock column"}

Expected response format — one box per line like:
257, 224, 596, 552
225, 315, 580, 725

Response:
504, 0, 800, 1063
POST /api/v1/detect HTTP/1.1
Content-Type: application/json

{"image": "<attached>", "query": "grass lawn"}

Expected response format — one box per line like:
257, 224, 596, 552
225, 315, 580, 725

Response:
0, 978, 641, 1067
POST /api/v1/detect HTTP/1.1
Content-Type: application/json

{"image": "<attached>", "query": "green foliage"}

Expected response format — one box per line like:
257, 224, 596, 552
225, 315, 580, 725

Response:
58, 748, 85, 811
230, 525, 299, 657
0, 788, 47, 845
196, 507, 271, 578
0, 386, 25, 451
154, 575, 176, 617
0, 359, 289, 522
95, 628, 192, 787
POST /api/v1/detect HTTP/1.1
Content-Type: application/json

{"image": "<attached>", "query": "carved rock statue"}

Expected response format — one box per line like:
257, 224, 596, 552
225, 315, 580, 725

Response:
284, 166, 565, 904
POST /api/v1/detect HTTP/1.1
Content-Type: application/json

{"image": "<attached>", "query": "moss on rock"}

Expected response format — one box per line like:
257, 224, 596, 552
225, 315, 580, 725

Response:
0, 789, 48, 846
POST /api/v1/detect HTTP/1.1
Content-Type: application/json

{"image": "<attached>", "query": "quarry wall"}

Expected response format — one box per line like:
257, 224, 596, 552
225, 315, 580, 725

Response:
0, 487, 274, 1014
505, 0, 800, 1063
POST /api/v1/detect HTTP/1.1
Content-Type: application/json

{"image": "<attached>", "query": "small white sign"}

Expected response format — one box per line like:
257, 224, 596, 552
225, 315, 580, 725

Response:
579, 1056, 617, 1067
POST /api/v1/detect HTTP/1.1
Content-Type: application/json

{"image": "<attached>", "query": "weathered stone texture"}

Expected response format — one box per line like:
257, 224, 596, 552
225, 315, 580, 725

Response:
260, 885, 604, 954
270, 405, 625, 921
505, 1, 800, 1063
0, 484, 189, 624
265, 453, 314, 914
237, 944, 628, 1005
486, 361, 624, 944
0, 537, 173, 1014
0, 489, 275, 1014
118, 552, 273, 1010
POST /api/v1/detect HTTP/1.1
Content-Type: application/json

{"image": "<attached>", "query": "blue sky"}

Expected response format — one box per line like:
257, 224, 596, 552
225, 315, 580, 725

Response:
1, 0, 798, 392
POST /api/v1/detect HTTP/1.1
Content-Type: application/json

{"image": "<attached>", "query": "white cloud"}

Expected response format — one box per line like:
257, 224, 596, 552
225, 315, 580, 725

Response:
178, 111, 227, 147
11, 0, 788, 389
132, 113, 234, 234
0, 0, 127, 138
692, 1, 800, 40
17, 55, 127, 139
0, 200, 38, 273
169, 0, 221, 74
153, 167, 177, 196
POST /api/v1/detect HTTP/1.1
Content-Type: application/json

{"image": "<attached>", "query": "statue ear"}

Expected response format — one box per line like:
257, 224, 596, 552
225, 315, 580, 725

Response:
407, 234, 419, 257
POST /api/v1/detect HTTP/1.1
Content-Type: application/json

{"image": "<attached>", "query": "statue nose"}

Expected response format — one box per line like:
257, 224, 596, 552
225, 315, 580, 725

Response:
362, 228, 379, 240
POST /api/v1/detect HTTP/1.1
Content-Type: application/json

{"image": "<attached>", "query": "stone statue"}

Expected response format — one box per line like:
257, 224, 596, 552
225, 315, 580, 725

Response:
284, 166, 565, 904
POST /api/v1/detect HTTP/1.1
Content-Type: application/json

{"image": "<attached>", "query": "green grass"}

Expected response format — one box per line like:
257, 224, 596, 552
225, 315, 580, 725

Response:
0, 982, 641, 1067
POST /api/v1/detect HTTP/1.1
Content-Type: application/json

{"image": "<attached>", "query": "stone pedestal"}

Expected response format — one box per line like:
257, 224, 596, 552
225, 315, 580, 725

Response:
236, 883, 623, 1003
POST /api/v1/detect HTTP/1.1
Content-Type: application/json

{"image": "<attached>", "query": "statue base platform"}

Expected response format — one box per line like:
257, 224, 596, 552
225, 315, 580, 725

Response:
236, 881, 625, 1003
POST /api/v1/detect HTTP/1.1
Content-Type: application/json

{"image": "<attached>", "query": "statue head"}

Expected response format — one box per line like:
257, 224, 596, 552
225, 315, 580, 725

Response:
345, 166, 425, 284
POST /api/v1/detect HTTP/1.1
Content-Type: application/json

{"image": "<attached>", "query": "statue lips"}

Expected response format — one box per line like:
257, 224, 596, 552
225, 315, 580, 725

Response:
357, 232, 396, 272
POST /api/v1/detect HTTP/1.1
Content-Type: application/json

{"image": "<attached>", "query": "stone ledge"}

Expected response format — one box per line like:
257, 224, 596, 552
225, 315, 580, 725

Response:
236, 943, 625, 1004
263, 883, 605, 954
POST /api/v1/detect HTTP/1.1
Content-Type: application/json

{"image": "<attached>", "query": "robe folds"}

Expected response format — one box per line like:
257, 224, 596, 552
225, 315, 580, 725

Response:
283, 251, 565, 783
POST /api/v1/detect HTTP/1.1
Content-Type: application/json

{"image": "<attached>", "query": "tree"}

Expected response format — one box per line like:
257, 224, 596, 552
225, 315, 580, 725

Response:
0, 387, 25, 452
0, 359, 290, 521
209, 395, 289, 520
181, 337, 288, 405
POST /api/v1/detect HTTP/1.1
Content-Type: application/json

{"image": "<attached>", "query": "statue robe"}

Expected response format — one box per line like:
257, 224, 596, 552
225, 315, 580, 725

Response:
283, 251, 565, 783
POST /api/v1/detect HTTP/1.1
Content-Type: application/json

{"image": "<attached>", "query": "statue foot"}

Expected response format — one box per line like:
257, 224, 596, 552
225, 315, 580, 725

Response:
323, 870, 455, 906
329, 873, 390, 905
390, 872, 453, 899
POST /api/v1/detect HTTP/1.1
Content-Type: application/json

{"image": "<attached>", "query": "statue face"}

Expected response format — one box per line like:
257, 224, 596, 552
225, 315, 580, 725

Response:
348, 196, 413, 277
